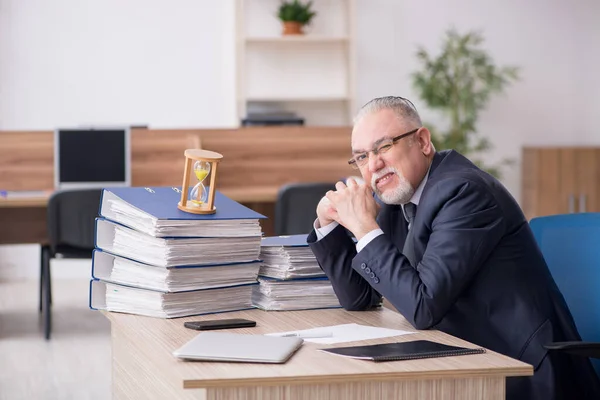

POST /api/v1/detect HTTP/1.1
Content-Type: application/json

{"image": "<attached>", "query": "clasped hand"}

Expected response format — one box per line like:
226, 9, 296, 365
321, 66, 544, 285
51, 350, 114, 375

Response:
316, 178, 380, 240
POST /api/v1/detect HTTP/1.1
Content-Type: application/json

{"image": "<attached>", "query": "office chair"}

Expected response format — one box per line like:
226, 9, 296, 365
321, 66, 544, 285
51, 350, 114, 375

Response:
40, 189, 102, 340
530, 213, 600, 375
274, 182, 336, 236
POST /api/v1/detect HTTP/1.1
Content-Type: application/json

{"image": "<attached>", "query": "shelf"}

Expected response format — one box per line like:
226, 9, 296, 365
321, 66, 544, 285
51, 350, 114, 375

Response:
237, 0, 356, 126
246, 96, 350, 102
245, 36, 349, 44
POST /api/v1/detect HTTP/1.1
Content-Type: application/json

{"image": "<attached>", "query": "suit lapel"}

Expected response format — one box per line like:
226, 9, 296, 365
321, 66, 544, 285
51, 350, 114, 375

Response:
381, 151, 448, 266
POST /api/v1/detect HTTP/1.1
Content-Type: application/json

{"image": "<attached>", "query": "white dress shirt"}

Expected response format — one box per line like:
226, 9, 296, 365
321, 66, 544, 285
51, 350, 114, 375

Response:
314, 169, 430, 252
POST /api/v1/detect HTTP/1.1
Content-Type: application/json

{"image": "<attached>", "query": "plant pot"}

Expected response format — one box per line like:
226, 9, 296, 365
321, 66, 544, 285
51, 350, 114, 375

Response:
282, 21, 303, 35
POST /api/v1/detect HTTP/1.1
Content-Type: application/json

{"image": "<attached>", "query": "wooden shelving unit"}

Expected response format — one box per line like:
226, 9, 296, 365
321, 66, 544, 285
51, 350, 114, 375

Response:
235, 0, 356, 126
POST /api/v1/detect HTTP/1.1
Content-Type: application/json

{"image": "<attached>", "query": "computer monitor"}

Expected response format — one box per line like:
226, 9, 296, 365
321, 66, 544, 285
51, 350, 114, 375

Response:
54, 127, 131, 189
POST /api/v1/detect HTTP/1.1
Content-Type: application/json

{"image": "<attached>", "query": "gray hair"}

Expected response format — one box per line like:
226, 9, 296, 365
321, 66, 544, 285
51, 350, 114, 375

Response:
353, 96, 422, 127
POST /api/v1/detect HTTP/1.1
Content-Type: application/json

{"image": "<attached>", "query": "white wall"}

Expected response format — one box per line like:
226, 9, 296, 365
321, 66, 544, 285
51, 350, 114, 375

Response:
0, 0, 237, 129
576, 2, 600, 144
1, 0, 599, 277
354, 0, 600, 201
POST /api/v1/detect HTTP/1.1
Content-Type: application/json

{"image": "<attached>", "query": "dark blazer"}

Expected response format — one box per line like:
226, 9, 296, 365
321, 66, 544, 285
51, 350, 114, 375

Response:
308, 150, 600, 400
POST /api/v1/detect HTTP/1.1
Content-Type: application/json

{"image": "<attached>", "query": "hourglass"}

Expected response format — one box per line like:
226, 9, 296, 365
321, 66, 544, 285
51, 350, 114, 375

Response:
189, 160, 211, 206
177, 149, 223, 214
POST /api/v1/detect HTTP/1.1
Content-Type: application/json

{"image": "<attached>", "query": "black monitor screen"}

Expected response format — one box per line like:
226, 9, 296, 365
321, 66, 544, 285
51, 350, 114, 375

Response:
58, 129, 127, 183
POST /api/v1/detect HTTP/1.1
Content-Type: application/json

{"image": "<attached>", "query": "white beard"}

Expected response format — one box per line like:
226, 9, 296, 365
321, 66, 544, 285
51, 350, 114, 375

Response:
371, 166, 415, 205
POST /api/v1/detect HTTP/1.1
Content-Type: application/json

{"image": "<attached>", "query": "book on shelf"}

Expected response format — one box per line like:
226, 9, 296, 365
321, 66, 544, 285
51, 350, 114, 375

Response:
89, 279, 256, 319
95, 218, 262, 268
259, 234, 325, 280
92, 249, 261, 292
99, 186, 265, 237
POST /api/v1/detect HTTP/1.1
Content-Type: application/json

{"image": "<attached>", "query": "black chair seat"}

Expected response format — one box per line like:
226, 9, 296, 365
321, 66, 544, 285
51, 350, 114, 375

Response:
274, 182, 336, 236
54, 246, 94, 259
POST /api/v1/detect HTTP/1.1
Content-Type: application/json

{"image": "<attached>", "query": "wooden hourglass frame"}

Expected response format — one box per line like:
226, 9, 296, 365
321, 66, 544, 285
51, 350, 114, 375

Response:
177, 149, 223, 214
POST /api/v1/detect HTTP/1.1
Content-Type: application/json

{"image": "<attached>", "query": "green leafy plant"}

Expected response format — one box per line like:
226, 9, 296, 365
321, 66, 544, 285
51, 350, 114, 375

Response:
277, 0, 316, 25
412, 28, 520, 179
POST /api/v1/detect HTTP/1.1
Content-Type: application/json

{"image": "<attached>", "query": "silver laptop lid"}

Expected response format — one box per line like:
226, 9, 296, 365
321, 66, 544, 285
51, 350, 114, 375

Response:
173, 331, 303, 364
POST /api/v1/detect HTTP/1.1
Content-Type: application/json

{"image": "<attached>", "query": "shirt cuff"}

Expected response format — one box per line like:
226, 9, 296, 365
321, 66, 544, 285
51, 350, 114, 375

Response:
314, 219, 339, 241
356, 229, 384, 253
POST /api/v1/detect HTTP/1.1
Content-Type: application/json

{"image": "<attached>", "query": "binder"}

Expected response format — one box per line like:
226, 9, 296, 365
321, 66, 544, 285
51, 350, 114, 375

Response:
95, 218, 262, 267
91, 249, 261, 292
99, 186, 265, 237
320, 340, 485, 362
89, 279, 257, 318
252, 276, 341, 311
259, 234, 325, 280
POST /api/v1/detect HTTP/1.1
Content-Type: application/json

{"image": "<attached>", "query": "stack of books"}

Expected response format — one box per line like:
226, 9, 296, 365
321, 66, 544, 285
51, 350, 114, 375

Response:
251, 234, 341, 311
89, 186, 265, 318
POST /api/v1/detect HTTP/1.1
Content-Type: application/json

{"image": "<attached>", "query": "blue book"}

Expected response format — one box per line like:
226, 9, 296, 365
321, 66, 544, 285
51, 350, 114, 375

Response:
260, 234, 309, 247
99, 186, 265, 237
91, 249, 262, 293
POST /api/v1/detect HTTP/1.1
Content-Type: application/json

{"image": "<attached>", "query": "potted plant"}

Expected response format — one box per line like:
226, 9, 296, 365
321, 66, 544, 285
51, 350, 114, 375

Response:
411, 28, 520, 179
277, 0, 317, 35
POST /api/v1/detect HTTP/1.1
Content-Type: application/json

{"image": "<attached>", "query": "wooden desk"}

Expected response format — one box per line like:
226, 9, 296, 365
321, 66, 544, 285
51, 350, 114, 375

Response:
0, 193, 50, 244
104, 308, 532, 400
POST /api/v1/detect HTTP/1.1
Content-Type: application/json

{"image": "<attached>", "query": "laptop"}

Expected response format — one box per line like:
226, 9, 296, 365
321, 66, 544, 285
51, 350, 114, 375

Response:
173, 331, 304, 364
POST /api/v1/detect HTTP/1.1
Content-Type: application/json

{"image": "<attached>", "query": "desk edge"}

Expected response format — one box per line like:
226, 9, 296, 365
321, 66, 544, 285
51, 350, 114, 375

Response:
182, 365, 534, 389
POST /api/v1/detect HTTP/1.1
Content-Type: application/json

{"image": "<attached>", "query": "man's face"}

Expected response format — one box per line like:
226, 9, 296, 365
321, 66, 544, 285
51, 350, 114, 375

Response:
351, 109, 432, 205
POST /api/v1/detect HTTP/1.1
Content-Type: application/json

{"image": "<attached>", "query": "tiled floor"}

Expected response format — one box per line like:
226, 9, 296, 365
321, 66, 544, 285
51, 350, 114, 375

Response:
0, 279, 111, 400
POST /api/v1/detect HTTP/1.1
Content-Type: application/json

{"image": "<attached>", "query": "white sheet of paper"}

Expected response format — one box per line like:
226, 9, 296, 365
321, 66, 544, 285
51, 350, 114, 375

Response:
267, 323, 415, 344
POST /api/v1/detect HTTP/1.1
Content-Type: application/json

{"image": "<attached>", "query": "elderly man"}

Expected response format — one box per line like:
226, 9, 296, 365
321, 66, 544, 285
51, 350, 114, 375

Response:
308, 96, 600, 399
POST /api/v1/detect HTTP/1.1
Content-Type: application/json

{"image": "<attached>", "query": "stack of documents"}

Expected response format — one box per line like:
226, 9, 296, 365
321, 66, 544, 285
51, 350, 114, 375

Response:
258, 234, 325, 279
252, 277, 341, 311
90, 280, 255, 318
92, 250, 261, 292
252, 235, 341, 311
100, 189, 262, 237
95, 218, 261, 267
89, 186, 266, 318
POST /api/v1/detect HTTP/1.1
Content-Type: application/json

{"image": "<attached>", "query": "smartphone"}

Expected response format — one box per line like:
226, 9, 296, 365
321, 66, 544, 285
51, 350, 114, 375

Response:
184, 318, 256, 331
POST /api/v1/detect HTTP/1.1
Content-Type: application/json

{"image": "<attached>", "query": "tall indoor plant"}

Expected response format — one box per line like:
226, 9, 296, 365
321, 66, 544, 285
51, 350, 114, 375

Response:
412, 28, 520, 178
277, 0, 317, 35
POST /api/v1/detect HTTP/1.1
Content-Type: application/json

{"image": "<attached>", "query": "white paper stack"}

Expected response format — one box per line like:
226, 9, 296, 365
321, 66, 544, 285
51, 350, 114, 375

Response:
91, 280, 255, 318
92, 250, 261, 292
252, 277, 341, 311
259, 245, 325, 280
252, 235, 341, 311
96, 218, 262, 267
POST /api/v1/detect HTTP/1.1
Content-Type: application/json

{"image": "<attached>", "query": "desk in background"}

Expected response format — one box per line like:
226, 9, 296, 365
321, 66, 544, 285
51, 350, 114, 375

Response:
0, 187, 280, 244
0, 127, 353, 243
104, 307, 532, 400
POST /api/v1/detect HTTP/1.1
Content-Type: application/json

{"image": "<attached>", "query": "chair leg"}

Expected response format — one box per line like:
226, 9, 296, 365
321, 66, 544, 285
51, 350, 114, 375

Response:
39, 250, 44, 313
48, 262, 53, 306
41, 246, 52, 340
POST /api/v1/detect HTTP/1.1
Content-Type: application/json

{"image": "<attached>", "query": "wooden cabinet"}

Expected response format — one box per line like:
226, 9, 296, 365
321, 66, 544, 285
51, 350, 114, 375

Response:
522, 147, 600, 220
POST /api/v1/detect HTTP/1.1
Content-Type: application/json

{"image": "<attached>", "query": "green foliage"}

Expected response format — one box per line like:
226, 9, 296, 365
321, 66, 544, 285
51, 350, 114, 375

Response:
277, 0, 316, 25
411, 28, 520, 179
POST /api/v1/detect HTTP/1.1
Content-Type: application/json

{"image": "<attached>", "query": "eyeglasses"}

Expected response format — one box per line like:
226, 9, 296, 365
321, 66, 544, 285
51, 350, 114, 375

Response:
347, 128, 420, 169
